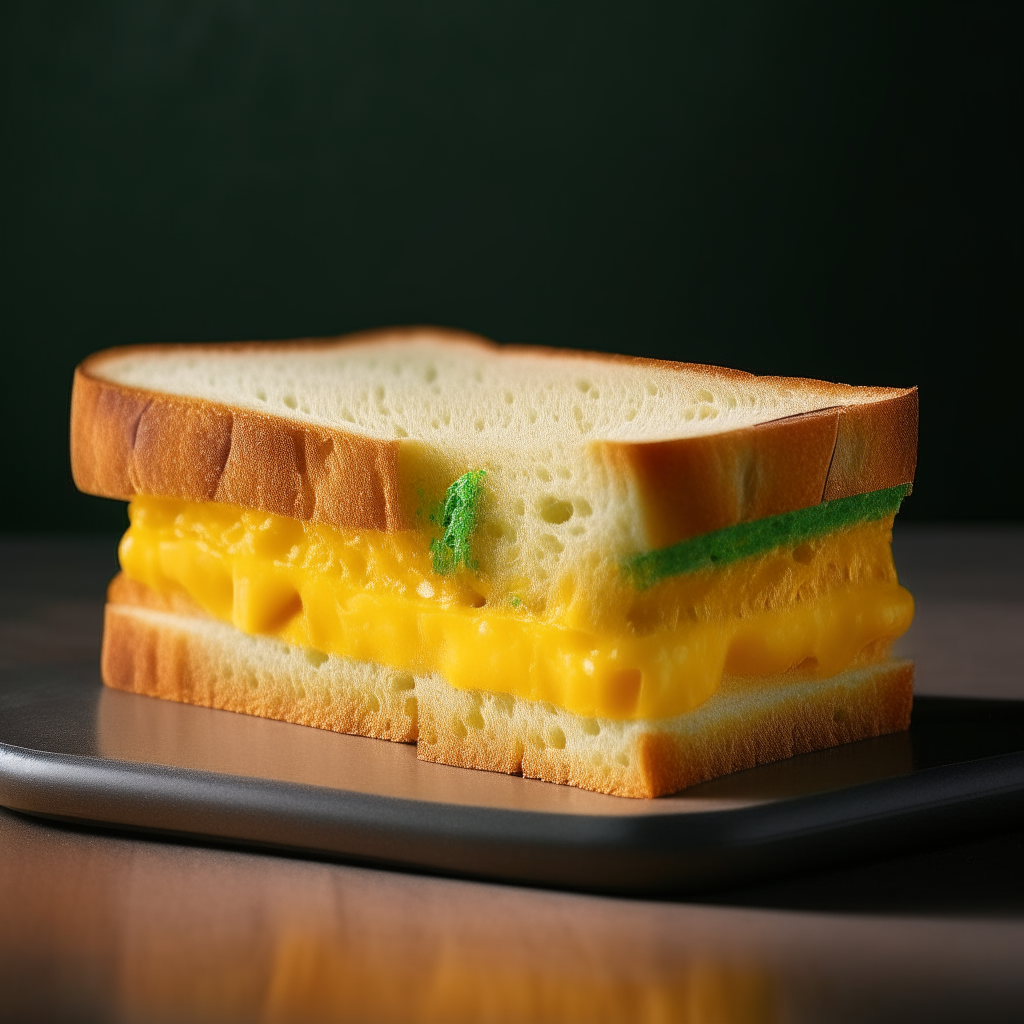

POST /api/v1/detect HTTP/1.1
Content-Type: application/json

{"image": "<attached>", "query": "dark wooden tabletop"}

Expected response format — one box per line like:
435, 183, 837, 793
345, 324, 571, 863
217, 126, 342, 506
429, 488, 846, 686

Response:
2, 527, 1022, 1023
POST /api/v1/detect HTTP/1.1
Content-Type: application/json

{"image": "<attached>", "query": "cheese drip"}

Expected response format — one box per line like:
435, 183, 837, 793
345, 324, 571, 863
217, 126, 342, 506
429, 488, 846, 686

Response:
118, 497, 914, 720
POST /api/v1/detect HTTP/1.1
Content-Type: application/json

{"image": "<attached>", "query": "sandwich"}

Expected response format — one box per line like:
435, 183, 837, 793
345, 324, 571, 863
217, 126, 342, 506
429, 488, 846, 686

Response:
70, 327, 917, 798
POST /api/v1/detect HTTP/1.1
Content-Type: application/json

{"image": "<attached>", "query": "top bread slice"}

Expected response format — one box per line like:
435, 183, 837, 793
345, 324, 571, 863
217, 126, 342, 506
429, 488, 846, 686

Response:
71, 327, 917, 606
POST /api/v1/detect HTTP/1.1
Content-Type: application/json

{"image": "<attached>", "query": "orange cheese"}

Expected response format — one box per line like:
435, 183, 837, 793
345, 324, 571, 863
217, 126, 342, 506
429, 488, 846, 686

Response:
119, 497, 914, 720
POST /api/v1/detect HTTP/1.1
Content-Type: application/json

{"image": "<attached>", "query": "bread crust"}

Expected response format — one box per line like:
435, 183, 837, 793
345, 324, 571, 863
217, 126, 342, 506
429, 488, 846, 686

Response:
822, 389, 920, 502
71, 327, 917, 540
72, 358, 407, 532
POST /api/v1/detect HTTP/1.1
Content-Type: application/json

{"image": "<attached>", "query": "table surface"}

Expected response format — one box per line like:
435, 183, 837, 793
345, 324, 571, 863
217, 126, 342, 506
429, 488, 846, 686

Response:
2, 527, 1023, 1024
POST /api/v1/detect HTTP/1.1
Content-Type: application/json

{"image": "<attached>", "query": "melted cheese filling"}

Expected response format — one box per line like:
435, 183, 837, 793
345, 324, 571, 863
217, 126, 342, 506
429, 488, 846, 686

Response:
118, 497, 914, 720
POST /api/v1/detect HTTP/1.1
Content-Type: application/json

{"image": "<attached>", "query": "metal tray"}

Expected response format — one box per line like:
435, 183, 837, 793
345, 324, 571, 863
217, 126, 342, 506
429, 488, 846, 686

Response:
1, 671, 1022, 894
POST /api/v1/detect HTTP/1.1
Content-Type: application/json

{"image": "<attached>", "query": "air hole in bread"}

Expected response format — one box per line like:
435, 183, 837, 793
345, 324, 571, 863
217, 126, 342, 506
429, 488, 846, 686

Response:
304, 648, 329, 668
572, 406, 592, 432
466, 708, 484, 730
256, 388, 267, 402
451, 715, 468, 739
538, 497, 574, 525
491, 692, 514, 716
547, 726, 566, 749
283, 394, 298, 409
366, 694, 380, 713
391, 672, 415, 692
582, 718, 600, 736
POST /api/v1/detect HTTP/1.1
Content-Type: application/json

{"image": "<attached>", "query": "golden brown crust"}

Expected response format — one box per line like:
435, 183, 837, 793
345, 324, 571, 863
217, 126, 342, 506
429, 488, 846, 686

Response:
603, 408, 841, 550
72, 326, 918, 539
103, 589, 417, 744
822, 389, 919, 501
603, 391, 918, 549
71, 364, 407, 532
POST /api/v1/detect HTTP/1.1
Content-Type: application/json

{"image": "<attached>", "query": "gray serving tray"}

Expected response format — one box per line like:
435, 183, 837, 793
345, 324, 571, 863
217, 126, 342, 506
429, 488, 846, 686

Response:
1, 671, 1022, 894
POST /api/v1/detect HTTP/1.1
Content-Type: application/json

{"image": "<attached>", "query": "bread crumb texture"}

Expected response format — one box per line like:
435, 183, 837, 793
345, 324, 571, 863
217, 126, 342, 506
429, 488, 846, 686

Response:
103, 598, 417, 743
98, 332, 873, 443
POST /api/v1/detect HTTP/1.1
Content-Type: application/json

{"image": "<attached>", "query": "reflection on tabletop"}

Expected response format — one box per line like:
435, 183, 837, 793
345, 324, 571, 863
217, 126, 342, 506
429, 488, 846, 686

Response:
3, 807, 1023, 1024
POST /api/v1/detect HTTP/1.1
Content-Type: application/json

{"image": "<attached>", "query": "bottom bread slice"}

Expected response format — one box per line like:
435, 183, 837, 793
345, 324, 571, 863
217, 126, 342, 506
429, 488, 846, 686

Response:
103, 586, 913, 798
415, 661, 913, 798
103, 597, 420, 743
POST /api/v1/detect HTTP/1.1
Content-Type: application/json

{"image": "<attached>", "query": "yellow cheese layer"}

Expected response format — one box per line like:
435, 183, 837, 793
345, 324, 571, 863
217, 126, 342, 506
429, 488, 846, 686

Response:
119, 497, 914, 721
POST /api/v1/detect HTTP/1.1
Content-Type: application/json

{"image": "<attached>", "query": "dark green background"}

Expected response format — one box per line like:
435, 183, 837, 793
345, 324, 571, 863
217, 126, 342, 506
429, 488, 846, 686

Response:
1, 2, 1019, 532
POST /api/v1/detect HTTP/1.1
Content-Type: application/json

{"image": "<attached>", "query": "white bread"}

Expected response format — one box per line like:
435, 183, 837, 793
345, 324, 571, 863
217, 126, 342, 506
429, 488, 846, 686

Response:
417, 660, 913, 798
103, 577, 913, 798
71, 328, 917, 613
103, 576, 417, 743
